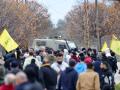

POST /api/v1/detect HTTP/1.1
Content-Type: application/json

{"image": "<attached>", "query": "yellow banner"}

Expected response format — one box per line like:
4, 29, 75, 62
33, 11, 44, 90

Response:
101, 41, 108, 52
110, 35, 120, 55
0, 29, 18, 52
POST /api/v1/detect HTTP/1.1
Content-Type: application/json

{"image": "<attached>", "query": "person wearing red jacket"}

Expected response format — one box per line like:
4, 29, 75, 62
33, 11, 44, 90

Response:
0, 73, 15, 90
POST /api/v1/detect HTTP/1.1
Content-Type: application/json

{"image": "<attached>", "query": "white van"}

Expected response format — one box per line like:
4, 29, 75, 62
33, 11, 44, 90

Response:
32, 38, 77, 51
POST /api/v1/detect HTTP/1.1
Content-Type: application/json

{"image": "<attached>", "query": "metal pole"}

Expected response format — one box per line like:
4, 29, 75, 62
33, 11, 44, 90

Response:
95, 0, 101, 51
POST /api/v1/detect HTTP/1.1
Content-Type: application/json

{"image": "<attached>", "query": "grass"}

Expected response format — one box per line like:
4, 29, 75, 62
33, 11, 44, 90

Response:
115, 83, 120, 90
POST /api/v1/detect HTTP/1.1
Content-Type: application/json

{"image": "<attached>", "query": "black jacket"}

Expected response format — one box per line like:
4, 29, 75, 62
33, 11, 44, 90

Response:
100, 69, 115, 90
58, 67, 78, 90
40, 64, 57, 90
107, 56, 118, 73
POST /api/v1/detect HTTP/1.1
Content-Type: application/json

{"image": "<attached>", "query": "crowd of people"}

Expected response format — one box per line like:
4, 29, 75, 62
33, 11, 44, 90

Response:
0, 46, 118, 90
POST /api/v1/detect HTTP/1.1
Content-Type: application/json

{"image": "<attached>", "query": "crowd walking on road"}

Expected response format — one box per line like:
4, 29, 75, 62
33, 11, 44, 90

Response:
0, 47, 118, 90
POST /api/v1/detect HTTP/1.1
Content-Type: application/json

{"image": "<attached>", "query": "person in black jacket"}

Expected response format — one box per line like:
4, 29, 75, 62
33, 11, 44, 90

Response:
109, 51, 118, 73
24, 61, 44, 90
9, 60, 21, 74
100, 62, 115, 90
40, 56, 57, 90
58, 60, 78, 90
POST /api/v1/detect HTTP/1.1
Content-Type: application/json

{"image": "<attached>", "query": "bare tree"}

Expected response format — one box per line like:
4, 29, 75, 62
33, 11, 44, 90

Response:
63, 2, 120, 48
0, 0, 53, 48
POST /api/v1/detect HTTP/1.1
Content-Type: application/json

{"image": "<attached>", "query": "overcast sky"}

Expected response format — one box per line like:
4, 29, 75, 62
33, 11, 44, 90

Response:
37, 0, 81, 25
36, 0, 102, 25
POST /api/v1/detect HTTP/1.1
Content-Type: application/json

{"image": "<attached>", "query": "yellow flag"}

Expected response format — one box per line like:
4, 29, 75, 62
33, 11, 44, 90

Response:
0, 29, 18, 52
101, 42, 108, 52
110, 35, 120, 55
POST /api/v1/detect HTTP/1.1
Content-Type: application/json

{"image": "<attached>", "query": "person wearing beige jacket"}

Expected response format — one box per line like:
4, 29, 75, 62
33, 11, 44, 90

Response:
76, 63, 100, 90
23, 52, 41, 69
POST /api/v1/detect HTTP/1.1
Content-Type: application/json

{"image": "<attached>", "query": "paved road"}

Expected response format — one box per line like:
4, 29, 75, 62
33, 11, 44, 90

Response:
115, 62, 120, 84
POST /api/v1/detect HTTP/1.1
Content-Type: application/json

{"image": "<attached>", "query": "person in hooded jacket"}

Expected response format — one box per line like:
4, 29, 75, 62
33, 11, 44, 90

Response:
93, 54, 102, 76
58, 60, 78, 90
24, 64, 43, 90
74, 54, 87, 74
40, 56, 57, 90
100, 62, 115, 90
76, 63, 100, 90
4, 53, 16, 70
63, 49, 71, 64
8, 60, 21, 75
26, 59, 39, 75
101, 52, 108, 62
109, 51, 118, 74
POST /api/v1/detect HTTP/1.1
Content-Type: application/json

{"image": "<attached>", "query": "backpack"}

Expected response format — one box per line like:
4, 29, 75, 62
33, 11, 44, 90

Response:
102, 73, 115, 90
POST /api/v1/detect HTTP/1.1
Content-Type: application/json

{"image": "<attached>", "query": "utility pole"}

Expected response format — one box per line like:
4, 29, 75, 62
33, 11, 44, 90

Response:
83, 0, 90, 48
95, 0, 101, 51
86, 0, 90, 48
83, 0, 86, 48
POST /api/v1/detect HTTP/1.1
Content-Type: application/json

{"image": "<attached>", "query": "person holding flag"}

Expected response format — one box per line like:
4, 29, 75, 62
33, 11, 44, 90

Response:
0, 28, 19, 52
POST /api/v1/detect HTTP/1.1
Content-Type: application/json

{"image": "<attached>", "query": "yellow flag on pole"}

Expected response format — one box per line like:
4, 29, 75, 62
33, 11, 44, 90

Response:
101, 41, 108, 52
110, 35, 120, 55
0, 29, 18, 52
